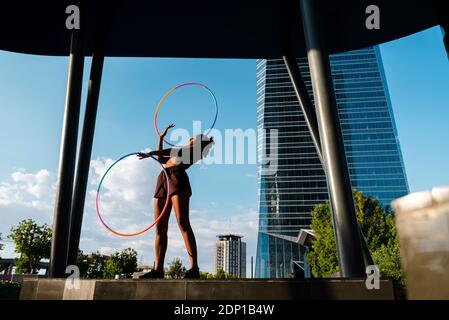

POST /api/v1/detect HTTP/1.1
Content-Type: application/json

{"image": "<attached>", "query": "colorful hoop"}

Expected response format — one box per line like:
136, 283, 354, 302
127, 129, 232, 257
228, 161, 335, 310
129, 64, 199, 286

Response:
96, 153, 171, 237
154, 82, 218, 146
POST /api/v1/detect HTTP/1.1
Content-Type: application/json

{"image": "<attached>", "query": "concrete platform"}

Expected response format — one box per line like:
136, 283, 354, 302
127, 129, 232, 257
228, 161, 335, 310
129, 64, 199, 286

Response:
19, 279, 396, 300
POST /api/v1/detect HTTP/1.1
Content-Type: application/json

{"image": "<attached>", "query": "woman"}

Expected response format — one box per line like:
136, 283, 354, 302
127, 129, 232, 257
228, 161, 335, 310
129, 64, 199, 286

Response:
136, 124, 214, 279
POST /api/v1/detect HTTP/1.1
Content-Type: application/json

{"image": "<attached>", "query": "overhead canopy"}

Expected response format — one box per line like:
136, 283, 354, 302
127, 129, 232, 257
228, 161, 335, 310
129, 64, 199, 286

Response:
0, 1, 443, 58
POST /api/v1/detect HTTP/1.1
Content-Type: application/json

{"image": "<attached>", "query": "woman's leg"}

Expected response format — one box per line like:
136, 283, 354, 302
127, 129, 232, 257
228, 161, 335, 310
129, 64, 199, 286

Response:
154, 197, 172, 271
171, 190, 198, 269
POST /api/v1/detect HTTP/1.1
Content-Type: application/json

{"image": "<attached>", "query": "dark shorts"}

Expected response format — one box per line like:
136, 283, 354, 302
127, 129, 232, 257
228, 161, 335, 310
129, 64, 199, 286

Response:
154, 166, 192, 199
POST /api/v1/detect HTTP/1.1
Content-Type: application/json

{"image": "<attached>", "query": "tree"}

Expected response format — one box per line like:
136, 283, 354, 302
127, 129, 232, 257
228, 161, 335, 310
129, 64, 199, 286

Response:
76, 250, 108, 279
371, 215, 405, 285
8, 219, 52, 274
214, 269, 238, 279
76, 250, 89, 277
0, 233, 4, 253
214, 268, 226, 279
306, 203, 339, 277
0, 233, 4, 261
200, 271, 214, 280
103, 248, 138, 279
14, 256, 33, 275
353, 191, 390, 252
307, 190, 404, 284
167, 258, 185, 279
0, 233, 4, 273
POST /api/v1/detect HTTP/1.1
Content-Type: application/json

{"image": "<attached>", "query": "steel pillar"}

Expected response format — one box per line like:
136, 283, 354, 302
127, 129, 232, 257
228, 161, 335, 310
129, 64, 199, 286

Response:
299, 0, 365, 277
283, 55, 374, 268
67, 50, 104, 267
283, 55, 322, 163
49, 29, 85, 278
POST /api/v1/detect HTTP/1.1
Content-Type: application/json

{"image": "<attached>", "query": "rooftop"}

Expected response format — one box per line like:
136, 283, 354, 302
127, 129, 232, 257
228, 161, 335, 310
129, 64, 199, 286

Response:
217, 234, 244, 240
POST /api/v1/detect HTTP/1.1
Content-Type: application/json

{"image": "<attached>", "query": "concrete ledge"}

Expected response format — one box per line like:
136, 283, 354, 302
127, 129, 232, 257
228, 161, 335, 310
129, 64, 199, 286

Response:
19, 279, 395, 300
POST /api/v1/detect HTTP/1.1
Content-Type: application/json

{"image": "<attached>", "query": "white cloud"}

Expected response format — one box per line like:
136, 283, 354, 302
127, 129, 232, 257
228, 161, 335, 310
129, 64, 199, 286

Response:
0, 169, 53, 208
11, 169, 52, 198
0, 169, 54, 214
0, 169, 55, 258
89, 155, 164, 234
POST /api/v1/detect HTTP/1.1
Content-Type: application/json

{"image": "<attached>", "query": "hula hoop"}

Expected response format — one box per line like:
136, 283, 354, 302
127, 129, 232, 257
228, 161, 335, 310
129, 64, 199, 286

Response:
154, 82, 218, 146
96, 152, 171, 237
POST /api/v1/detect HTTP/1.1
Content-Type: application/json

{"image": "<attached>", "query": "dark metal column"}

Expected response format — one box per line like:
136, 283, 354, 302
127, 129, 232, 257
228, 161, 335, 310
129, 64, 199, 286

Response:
283, 55, 374, 267
283, 55, 322, 163
67, 51, 104, 267
299, 0, 365, 277
49, 29, 85, 278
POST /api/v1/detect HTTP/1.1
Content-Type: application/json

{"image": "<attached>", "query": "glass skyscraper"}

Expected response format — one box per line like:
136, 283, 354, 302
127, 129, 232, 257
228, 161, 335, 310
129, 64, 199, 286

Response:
255, 46, 409, 278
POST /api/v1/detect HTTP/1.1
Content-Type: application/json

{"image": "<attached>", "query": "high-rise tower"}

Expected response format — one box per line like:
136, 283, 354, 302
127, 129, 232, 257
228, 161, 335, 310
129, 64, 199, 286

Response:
214, 234, 246, 278
255, 46, 409, 278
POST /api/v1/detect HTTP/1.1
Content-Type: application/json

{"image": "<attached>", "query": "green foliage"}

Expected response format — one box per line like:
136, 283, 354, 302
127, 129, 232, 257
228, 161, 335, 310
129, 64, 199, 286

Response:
307, 190, 404, 284
0, 233, 4, 254
0, 233, 4, 273
76, 250, 89, 277
14, 256, 32, 275
0, 233, 4, 269
306, 204, 339, 277
214, 269, 238, 279
222, 272, 238, 280
214, 268, 227, 279
8, 219, 51, 274
353, 191, 390, 252
0, 281, 21, 300
166, 257, 186, 279
372, 215, 405, 285
200, 271, 214, 279
77, 250, 108, 279
103, 248, 138, 279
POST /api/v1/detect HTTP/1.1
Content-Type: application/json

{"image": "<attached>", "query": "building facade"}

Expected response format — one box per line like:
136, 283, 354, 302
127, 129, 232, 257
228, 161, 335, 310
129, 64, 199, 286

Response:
255, 46, 409, 278
214, 234, 246, 278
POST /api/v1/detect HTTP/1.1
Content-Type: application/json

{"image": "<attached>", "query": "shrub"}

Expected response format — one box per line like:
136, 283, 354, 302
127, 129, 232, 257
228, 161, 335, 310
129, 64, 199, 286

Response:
0, 281, 21, 300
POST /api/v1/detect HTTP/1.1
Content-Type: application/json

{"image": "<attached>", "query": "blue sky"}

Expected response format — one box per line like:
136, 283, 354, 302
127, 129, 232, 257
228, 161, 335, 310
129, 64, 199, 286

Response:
0, 26, 448, 273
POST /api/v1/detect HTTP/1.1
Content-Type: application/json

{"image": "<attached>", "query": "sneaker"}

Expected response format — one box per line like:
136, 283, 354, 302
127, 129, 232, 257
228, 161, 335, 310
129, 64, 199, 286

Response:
138, 269, 164, 279
184, 267, 200, 279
